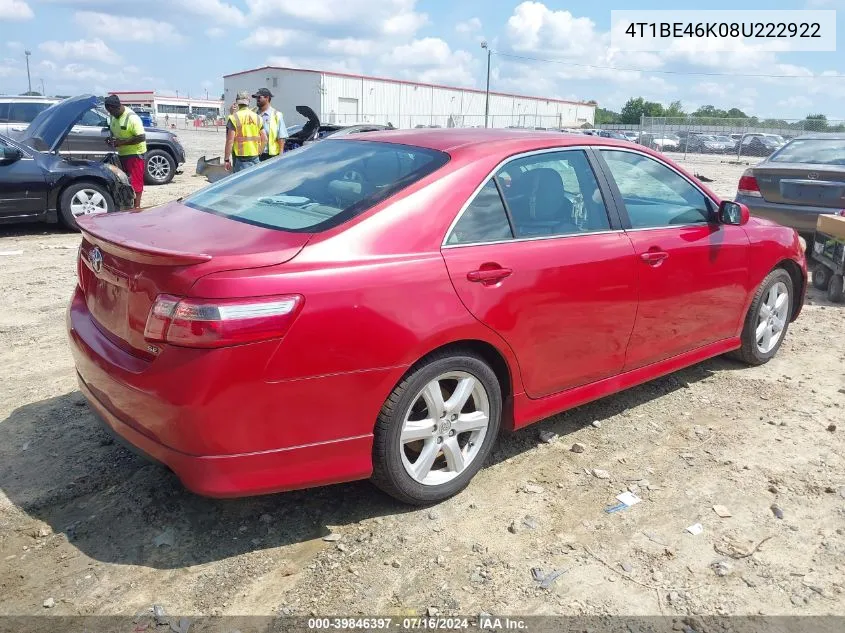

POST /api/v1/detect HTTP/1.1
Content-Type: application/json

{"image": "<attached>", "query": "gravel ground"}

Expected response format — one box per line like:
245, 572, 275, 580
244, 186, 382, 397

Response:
1, 130, 843, 619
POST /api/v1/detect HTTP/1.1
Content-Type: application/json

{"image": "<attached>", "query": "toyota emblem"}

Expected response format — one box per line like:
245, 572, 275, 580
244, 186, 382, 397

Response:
808, 172, 819, 180
89, 247, 103, 273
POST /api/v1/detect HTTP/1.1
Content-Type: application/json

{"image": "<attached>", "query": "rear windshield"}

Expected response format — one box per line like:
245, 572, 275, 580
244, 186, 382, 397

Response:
183, 139, 449, 232
771, 139, 845, 165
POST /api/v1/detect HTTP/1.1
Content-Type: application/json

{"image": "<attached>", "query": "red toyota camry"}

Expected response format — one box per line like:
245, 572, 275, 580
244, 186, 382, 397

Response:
68, 129, 807, 505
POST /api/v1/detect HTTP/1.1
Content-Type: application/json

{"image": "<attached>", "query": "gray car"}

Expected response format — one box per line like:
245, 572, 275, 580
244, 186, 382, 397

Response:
735, 133, 845, 239
1, 95, 185, 185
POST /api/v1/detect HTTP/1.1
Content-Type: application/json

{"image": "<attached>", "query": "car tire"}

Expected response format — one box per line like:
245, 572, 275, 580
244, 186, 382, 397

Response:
812, 264, 832, 291
144, 149, 176, 185
828, 274, 845, 303
59, 181, 115, 231
371, 351, 502, 505
730, 268, 794, 366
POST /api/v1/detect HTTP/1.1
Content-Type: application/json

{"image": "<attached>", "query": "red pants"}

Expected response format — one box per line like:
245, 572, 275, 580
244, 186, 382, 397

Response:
120, 156, 145, 196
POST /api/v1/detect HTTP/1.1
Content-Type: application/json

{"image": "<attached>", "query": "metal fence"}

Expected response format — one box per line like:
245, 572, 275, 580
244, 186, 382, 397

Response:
317, 112, 594, 131
628, 116, 845, 159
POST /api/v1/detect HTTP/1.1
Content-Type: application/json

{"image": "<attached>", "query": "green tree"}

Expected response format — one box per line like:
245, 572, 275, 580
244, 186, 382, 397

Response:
804, 113, 828, 132
725, 108, 748, 119
596, 107, 620, 124
619, 97, 665, 124
664, 100, 685, 118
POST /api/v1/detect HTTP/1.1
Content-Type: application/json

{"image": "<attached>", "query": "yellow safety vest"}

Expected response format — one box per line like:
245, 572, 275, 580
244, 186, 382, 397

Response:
109, 108, 147, 156
228, 107, 262, 157
264, 109, 284, 156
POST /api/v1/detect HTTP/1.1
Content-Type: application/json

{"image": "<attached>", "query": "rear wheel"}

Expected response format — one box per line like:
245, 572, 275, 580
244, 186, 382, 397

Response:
812, 263, 832, 291
828, 275, 845, 303
371, 351, 501, 505
731, 268, 793, 366
59, 182, 114, 231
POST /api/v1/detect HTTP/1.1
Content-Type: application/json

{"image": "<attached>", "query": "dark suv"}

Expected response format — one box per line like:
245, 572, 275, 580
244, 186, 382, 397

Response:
0, 96, 185, 185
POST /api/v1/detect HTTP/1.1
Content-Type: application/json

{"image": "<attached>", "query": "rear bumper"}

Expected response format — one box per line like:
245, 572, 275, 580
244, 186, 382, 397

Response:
78, 372, 373, 497
67, 285, 386, 497
737, 195, 839, 236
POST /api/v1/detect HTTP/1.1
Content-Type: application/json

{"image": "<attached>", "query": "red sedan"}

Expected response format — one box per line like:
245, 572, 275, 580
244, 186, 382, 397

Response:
68, 129, 807, 505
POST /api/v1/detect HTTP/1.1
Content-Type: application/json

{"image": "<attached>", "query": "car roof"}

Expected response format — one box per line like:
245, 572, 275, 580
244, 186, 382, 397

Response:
332, 127, 633, 153
0, 95, 58, 103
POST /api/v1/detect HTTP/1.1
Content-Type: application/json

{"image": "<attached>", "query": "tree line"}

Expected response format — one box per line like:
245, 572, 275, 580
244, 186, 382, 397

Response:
597, 97, 839, 132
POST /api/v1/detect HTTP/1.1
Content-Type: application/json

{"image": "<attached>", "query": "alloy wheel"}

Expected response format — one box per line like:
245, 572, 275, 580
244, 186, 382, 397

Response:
755, 281, 789, 354
399, 371, 490, 486
148, 155, 171, 181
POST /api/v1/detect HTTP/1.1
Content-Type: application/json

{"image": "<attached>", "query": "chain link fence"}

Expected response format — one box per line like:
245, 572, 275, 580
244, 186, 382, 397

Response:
612, 116, 845, 160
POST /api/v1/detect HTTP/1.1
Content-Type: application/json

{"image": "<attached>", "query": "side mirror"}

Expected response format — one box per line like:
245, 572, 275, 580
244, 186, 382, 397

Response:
0, 147, 23, 165
719, 200, 750, 226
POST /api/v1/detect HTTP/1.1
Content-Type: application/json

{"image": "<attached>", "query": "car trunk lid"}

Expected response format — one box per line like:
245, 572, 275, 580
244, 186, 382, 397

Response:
76, 202, 311, 356
754, 164, 845, 208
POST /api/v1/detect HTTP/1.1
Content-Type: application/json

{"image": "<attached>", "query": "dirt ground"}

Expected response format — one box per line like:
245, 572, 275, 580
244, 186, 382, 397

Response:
1, 129, 844, 620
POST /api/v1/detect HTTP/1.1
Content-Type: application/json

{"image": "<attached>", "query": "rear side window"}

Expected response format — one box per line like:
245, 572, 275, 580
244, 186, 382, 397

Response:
183, 140, 449, 232
0, 103, 8, 122
8, 102, 51, 123
447, 180, 513, 245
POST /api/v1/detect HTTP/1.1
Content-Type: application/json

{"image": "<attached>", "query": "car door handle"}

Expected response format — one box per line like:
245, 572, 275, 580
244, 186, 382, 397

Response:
640, 251, 669, 265
467, 267, 513, 284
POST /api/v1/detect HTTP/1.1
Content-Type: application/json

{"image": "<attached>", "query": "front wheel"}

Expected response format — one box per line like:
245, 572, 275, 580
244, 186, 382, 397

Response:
59, 182, 114, 230
828, 275, 844, 303
371, 351, 502, 505
731, 268, 793, 366
144, 149, 176, 185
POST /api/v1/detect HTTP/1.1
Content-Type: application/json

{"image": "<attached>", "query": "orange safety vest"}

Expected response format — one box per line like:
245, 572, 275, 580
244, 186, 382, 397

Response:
228, 107, 262, 157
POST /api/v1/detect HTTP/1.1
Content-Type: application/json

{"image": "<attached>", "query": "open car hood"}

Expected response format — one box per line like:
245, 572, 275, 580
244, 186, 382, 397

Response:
21, 94, 99, 153
287, 105, 320, 143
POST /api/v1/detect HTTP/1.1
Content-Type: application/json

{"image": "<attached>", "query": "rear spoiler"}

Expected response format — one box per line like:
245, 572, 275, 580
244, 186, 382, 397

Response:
77, 215, 212, 266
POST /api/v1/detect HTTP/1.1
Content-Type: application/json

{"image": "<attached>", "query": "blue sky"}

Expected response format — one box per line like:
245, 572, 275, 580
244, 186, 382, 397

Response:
1, 0, 845, 119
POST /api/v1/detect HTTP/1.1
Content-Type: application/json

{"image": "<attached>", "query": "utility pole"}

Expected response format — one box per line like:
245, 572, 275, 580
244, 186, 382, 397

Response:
39, 78, 45, 95
24, 50, 32, 94
481, 41, 491, 128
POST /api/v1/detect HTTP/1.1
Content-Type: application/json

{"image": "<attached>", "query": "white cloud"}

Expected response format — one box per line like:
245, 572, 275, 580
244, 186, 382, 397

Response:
456, 17, 481, 34
174, 0, 245, 25
380, 38, 476, 86
777, 95, 813, 110
39, 38, 122, 64
74, 12, 183, 43
243, 27, 301, 48
266, 55, 364, 74
7, 41, 23, 50
246, 0, 427, 36
323, 38, 376, 57
206, 27, 225, 38
0, 0, 33, 20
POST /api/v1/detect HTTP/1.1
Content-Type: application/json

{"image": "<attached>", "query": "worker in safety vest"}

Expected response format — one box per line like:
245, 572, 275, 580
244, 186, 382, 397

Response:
224, 91, 266, 173
103, 94, 147, 209
252, 88, 288, 162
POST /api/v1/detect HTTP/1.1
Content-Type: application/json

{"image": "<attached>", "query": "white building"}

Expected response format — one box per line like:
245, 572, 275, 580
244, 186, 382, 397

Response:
222, 66, 596, 130
107, 91, 224, 123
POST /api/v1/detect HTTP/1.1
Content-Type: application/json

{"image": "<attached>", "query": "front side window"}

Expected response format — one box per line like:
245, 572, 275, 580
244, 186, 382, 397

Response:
600, 150, 711, 228
183, 140, 449, 232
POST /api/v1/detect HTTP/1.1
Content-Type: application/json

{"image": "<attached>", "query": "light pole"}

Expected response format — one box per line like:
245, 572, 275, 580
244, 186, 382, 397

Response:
39, 78, 45, 95
481, 41, 491, 128
24, 50, 32, 94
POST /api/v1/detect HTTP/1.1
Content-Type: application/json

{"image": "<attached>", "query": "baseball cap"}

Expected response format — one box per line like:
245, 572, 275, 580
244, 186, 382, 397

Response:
252, 88, 273, 98
235, 91, 251, 105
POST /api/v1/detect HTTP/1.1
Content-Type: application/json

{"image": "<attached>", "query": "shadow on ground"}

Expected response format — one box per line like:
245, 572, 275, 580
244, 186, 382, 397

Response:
0, 358, 728, 570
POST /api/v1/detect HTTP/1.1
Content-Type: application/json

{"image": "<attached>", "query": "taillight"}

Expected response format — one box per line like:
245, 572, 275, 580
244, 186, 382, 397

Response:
738, 171, 761, 197
144, 294, 303, 349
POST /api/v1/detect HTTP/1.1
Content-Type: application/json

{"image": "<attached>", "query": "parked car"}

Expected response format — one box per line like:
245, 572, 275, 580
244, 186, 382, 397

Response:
0, 95, 135, 229
2, 95, 185, 185
683, 134, 732, 153
735, 133, 845, 239
133, 107, 157, 128
738, 133, 785, 157
284, 105, 393, 151
68, 129, 807, 505
640, 132, 681, 152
